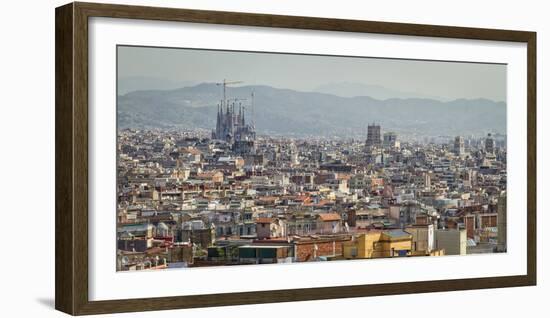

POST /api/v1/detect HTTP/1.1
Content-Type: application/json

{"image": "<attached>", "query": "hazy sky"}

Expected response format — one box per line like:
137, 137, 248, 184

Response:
118, 45, 506, 102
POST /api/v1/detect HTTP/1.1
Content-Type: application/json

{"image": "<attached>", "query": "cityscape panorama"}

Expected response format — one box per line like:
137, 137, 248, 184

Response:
116, 46, 507, 271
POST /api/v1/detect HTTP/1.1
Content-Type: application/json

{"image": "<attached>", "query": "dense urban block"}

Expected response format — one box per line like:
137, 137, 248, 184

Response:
116, 88, 507, 271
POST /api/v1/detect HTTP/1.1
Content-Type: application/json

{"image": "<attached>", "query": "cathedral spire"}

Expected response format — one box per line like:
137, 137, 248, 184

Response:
213, 86, 255, 143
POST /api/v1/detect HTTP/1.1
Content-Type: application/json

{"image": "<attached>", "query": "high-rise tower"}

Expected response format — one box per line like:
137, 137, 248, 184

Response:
485, 133, 495, 154
454, 136, 465, 156
366, 123, 382, 148
383, 131, 399, 149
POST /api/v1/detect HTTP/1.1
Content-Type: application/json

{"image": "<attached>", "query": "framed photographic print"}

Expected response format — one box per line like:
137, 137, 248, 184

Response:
55, 2, 536, 315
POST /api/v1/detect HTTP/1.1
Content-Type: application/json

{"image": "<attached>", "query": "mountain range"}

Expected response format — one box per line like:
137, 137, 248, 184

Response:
117, 83, 506, 137
313, 82, 447, 101
118, 76, 197, 95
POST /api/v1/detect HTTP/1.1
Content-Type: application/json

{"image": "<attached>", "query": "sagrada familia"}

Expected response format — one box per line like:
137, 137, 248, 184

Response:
212, 101, 256, 153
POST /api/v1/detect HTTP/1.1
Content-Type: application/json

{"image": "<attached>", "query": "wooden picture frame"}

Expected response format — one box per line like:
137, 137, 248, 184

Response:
55, 1, 536, 315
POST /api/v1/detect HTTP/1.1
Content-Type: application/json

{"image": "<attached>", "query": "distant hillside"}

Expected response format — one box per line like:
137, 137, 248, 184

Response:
313, 82, 446, 101
117, 83, 506, 137
118, 76, 197, 95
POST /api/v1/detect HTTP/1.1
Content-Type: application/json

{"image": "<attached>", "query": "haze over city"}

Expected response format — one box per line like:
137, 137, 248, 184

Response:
118, 45, 506, 102
116, 45, 507, 271
117, 47, 507, 140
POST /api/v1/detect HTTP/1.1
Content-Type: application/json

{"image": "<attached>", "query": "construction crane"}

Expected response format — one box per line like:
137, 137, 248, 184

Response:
216, 79, 243, 108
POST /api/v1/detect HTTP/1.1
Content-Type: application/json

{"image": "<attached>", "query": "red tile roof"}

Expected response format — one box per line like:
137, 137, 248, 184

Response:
182, 148, 202, 155
317, 213, 341, 222
255, 217, 275, 224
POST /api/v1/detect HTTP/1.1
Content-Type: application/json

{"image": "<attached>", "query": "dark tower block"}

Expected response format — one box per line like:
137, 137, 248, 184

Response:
366, 123, 382, 148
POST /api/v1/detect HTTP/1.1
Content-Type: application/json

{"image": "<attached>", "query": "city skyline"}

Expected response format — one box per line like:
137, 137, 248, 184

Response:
116, 45, 507, 272
117, 82, 506, 138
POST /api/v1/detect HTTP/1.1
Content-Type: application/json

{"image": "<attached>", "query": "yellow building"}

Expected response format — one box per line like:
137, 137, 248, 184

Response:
343, 230, 413, 259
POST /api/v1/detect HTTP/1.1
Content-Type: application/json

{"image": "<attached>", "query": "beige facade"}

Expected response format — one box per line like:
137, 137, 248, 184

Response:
435, 228, 467, 255
405, 224, 435, 253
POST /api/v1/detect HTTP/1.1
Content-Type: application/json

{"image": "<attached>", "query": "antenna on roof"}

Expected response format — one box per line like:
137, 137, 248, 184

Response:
251, 91, 255, 129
